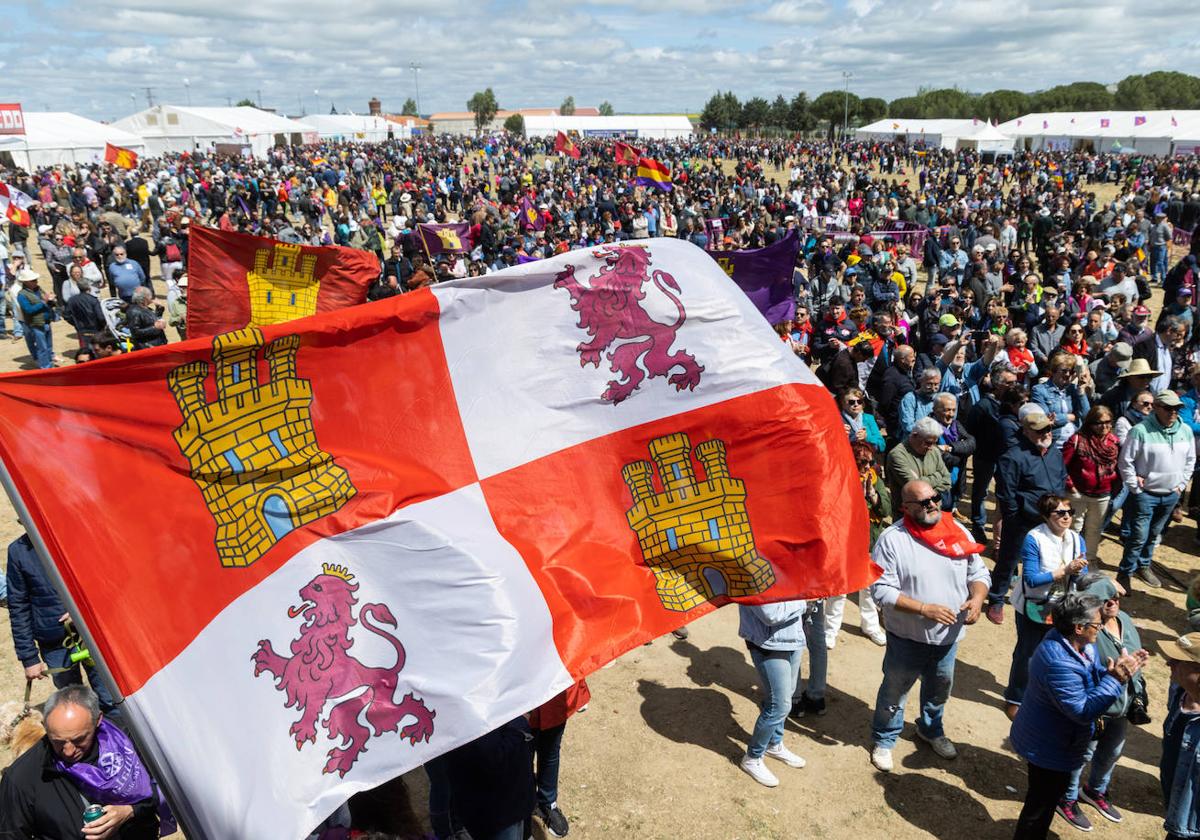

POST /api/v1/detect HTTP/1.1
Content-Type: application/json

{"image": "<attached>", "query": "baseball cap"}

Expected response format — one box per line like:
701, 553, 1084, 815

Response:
1155, 390, 1184, 408
1020, 410, 1054, 432
1133, 305, 1151, 317
938, 313, 960, 328
1159, 633, 1200, 665
1078, 575, 1119, 601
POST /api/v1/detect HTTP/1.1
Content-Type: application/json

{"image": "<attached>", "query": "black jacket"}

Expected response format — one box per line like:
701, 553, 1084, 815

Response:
124, 305, 167, 350
873, 364, 916, 438
0, 736, 159, 840
965, 394, 1003, 463
6, 535, 67, 668
443, 718, 534, 839
63, 291, 107, 335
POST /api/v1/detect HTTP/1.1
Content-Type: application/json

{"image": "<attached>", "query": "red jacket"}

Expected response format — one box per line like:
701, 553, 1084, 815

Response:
1062, 431, 1120, 496
528, 679, 590, 731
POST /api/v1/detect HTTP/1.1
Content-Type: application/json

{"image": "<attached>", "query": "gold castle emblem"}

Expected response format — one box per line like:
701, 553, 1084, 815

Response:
622, 433, 775, 611
169, 328, 356, 567
436, 229, 462, 251
247, 243, 321, 327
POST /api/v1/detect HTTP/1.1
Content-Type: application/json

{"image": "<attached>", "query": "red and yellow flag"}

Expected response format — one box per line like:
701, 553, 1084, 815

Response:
613, 140, 642, 166
554, 130, 581, 159
187, 226, 377, 339
104, 142, 139, 169
0, 182, 33, 226
635, 156, 673, 191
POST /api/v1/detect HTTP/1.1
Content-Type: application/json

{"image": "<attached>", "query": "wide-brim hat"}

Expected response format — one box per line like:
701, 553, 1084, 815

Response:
16, 268, 40, 284
1159, 633, 1200, 665
1119, 358, 1161, 378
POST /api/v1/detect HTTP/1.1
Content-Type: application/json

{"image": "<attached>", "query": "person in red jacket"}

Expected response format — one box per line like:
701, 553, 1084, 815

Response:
1062, 406, 1120, 564
528, 679, 590, 838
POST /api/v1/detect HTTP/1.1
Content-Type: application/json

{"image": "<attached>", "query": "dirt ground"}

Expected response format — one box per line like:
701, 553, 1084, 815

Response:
0, 166, 1195, 839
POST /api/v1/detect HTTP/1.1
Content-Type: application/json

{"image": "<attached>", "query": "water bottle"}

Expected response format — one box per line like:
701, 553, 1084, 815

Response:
83, 804, 104, 823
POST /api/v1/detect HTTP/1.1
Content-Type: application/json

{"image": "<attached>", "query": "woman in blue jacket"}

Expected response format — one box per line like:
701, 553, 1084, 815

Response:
1009, 594, 1148, 839
737, 601, 808, 788
1159, 631, 1200, 840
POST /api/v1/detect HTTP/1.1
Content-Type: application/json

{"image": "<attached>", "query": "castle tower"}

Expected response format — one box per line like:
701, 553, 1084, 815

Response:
368, 97, 382, 116
170, 327, 356, 568
246, 243, 321, 328
623, 433, 775, 612
649, 433, 696, 494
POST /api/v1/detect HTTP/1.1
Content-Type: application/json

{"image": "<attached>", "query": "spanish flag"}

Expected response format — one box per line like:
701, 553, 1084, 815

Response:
554, 131, 581, 159
105, 142, 139, 169
635, 157, 673, 192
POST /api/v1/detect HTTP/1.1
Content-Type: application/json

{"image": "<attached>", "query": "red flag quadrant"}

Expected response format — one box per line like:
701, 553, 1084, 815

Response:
554, 130, 581, 159
104, 142, 139, 169
187, 225, 377, 338
0, 181, 34, 227
417, 222, 472, 257
635, 156, 673, 191
613, 140, 642, 165
0, 238, 873, 839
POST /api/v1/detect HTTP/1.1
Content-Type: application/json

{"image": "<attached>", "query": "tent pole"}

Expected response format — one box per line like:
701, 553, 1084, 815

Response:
0, 456, 211, 840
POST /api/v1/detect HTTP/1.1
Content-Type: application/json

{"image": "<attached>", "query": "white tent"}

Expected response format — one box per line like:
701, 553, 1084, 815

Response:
854, 119, 984, 150
523, 114, 693, 140
301, 114, 399, 142
954, 122, 1014, 153
112, 106, 319, 158
0, 112, 147, 171
999, 111, 1200, 156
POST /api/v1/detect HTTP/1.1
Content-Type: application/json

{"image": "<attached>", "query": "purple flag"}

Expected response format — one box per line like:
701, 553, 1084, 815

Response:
706, 229, 801, 325
518, 196, 545, 231
417, 222, 471, 257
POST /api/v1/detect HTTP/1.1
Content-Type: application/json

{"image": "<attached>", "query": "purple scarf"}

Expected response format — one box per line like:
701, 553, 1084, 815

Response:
54, 719, 177, 836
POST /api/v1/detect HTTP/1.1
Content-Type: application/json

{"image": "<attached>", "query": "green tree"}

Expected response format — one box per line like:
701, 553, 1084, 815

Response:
466, 88, 499, 133
859, 97, 887, 124
699, 91, 742, 132
598, 101, 615, 116
1031, 82, 1113, 112
811, 90, 858, 133
560, 96, 576, 115
887, 95, 923, 118
920, 88, 972, 118
741, 96, 771, 131
787, 91, 816, 132
976, 89, 1032, 123
768, 95, 789, 129
236, 98, 257, 108
401, 98, 418, 116
1116, 71, 1200, 110
503, 113, 525, 135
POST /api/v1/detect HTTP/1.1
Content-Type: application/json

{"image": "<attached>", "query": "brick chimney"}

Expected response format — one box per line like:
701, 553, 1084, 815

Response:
368, 97, 382, 115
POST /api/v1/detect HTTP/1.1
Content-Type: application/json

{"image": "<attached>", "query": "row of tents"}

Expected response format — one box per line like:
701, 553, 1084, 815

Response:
856, 111, 1200, 157
0, 107, 409, 171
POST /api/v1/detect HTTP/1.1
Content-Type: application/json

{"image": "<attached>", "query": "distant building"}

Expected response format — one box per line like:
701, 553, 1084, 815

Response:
427, 107, 604, 135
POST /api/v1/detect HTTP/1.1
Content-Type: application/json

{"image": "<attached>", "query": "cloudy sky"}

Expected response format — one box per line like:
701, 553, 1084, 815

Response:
2, 0, 1197, 121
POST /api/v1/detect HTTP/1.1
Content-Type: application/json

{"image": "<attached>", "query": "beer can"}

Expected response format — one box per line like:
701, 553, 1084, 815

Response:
83, 804, 105, 823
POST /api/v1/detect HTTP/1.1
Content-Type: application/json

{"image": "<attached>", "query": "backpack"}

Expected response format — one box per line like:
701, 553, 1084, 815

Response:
164, 242, 182, 263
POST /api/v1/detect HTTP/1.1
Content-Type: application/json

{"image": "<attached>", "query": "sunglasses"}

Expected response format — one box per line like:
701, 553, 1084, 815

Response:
844, 398, 863, 405
1051, 508, 1075, 517
905, 495, 940, 509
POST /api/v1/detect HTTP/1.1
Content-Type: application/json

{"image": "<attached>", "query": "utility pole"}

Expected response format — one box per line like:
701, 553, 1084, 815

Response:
410, 62, 422, 116
256, 89, 262, 108
842, 71, 852, 140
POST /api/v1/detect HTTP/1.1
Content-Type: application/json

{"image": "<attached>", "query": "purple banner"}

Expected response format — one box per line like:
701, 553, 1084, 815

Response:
1175, 226, 1195, 247
417, 222, 472, 257
870, 228, 928, 254
707, 229, 801, 325
705, 218, 725, 245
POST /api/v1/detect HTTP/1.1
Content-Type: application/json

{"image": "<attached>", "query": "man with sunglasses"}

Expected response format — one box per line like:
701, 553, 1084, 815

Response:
1117, 390, 1196, 591
868, 479, 990, 773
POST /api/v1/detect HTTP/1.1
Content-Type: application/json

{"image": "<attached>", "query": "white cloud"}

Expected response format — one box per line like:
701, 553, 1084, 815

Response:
751, 0, 828, 24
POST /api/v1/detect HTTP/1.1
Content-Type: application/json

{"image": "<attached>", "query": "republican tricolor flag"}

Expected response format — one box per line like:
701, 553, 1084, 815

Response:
104, 142, 139, 169
635, 156, 673, 191
554, 130, 581, 159
0, 181, 34, 226
0, 240, 872, 840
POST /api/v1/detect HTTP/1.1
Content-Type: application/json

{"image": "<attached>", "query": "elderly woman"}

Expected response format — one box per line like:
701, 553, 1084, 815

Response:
1005, 494, 1088, 720
839, 388, 885, 453
825, 441, 890, 648
1010, 594, 1147, 839
1031, 352, 1091, 450
1062, 406, 1120, 564
1053, 574, 1145, 830
1159, 631, 1200, 840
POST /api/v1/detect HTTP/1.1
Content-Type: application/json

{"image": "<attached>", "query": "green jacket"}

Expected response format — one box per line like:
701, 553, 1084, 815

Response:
885, 440, 951, 508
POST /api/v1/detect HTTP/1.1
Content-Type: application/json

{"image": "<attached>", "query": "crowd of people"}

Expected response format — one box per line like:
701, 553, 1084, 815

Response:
1, 132, 1200, 839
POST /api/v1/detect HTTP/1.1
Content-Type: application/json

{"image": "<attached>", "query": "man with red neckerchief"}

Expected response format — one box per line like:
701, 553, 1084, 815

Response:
868, 479, 990, 774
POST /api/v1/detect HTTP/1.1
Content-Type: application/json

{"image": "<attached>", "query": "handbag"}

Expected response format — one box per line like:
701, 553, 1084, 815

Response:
1126, 674, 1151, 725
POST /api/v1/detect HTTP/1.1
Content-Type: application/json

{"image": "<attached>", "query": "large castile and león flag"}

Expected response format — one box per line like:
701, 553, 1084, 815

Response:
0, 238, 875, 840
186, 225, 377, 338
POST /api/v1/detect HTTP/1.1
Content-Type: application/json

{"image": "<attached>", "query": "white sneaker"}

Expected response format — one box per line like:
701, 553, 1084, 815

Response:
765, 742, 806, 768
917, 731, 958, 759
865, 629, 887, 646
871, 746, 894, 772
740, 755, 780, 787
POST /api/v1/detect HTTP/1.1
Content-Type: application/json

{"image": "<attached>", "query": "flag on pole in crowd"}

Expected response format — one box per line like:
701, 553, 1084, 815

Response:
417, 222, 472, 257
518, 195, 545, 231
186, 226, 376, 339
104, 142, 139, 169
1172, 115, 1178, 127
613, 140, 642, 165
0, 182, 35, 226
706, 229, 801, 325
1100, 118, 1111, 128
1134, 115, 1147, 126
1042, 120, 1049, 129
635, 157, 673, 191
0, 238, 873, 840
554, 131, 581, 159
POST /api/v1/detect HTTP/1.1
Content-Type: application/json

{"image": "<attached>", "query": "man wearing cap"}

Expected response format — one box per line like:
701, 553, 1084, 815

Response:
1149, 211, 1173, 286
1117, 390, 1195, 591
1159, 631, 1200, 839
1089, 342, 1133, 396
1119, 303, 1154, 347
989, 410, 1067, 624
1133, 316, 1188, 394
15, 269, 56, 370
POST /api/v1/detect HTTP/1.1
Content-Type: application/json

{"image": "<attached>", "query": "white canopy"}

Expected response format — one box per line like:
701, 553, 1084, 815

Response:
523, 114, 693, 140
854, 119, 988, 150
301, 114, 399, 142
999, 111, 1200, 156
112, 106, 319, 158
0, 112, 146, 171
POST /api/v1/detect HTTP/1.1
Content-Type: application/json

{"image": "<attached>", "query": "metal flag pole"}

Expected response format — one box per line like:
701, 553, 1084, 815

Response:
0, 456, 210, 840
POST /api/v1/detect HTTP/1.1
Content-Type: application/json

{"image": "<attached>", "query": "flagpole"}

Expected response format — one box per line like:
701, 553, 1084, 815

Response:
0, 456, 210, 840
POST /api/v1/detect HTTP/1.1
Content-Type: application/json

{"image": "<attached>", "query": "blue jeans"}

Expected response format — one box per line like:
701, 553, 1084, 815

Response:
40, 644, 120, 719
970, 458, 996, 530
871, 633, 958, 748
24, 323, 52, 369
488, 822, 525, 840
1100, 483, 1131, 538
1064, 716, 1127, 802
424, 754, 463, 839
746, 644, 802, 758
988, 516, 1035, 606
533, 723, 565, 809
1004, 612, 1051, 706
1120, 490, 1180, 574
794, 600, 827, 703
1152, 244, 1170, 282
